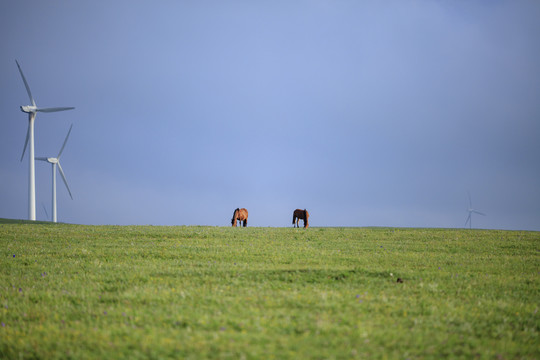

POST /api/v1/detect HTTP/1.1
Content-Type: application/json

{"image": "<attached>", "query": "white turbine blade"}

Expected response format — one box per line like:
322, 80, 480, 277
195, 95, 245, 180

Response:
15, 60, 36, 106
57, 124, 73, 158
37, 107, 75, 113
20, 122, 30, 162
473, 210, 486, 216
42, 203, 50, 221
35, 157, 49, 162
57, 162, 73, 200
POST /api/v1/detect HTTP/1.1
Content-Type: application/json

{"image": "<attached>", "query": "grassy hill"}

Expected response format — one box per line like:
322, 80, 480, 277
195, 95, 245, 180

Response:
1, 221, 538, 359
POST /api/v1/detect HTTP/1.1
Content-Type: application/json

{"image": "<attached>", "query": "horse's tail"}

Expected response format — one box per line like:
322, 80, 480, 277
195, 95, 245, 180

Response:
292, 211, 296, 225
304, 209, 309, 228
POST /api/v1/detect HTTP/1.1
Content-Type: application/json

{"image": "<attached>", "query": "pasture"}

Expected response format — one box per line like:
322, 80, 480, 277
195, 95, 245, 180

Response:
0, 220, 538, 359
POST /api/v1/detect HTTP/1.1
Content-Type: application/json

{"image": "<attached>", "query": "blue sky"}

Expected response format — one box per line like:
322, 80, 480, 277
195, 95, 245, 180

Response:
1, 1, 539, 229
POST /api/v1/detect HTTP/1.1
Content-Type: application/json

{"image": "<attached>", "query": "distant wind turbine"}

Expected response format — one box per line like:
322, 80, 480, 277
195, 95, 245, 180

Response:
16, 60, 74, 221
36, 125, 74, 223
465, 192, 485, 229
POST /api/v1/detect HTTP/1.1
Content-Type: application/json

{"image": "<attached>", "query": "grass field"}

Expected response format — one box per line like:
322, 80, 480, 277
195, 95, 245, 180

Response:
1, 219, 538, 359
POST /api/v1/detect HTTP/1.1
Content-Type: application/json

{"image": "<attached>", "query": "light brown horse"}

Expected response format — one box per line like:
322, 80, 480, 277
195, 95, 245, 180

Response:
292, 209, 309, 228
231, 208, 248, 227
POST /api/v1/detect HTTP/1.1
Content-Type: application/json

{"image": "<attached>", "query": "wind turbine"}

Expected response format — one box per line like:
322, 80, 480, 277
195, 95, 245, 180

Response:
16, 60, 75, 221
465, 192, 485, 229
36, 125, 74, 223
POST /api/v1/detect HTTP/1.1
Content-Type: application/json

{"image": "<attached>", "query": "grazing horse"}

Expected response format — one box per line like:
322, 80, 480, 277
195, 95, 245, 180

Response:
292, 209, 309, 228
231, 208, 248, 227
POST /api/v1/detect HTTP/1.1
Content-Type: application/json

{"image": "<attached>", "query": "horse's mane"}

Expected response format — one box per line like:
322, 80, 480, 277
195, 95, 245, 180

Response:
231, 208, 239, 224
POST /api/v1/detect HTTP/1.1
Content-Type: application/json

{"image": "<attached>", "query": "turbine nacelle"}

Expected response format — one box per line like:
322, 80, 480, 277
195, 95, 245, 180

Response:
47, 157, 58, 164
20, 105, 37, 113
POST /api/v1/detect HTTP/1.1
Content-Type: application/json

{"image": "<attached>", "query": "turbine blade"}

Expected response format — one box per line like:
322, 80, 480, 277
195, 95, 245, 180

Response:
465, 213, 471, 227
473, 210, 486, 216
57, 162, 73, 200
37, 107, 75, 113
35, 157, 49, 162
20, 123, 30, 162
42, 203, 49, 221
15, 60, 36, 106
57, 124, 73, 158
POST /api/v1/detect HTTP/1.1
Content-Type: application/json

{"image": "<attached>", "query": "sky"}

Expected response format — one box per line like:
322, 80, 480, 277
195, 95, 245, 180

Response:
1, 1, 539, 230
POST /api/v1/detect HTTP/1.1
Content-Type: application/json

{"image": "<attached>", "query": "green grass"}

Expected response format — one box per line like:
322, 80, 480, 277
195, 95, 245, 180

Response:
1, 220, 539, 359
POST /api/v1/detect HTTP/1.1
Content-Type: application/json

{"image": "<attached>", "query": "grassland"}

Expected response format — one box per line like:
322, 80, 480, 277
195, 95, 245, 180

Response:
0, 220, 538, 359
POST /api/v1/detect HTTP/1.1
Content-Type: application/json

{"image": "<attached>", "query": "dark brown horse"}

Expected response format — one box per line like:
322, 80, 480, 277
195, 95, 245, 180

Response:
292, 209, 309, 228
231, 208, 248, 227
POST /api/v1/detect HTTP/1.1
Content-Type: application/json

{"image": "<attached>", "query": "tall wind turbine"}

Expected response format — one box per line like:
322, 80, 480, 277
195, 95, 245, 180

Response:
36, 125, 74, 223
465, 191, 485, 229
16, 60, 75, 221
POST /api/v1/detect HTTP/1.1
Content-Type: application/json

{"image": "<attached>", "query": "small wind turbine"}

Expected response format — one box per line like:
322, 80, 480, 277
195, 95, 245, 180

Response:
465, 191, 485, 229
16, 60, 74, 221
36, 125, 74, 223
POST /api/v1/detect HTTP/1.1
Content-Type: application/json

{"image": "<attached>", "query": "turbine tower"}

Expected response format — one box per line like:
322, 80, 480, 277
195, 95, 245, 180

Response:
16, 60, 74, 221
465, 191, 485, 229
36, 124, 74, 223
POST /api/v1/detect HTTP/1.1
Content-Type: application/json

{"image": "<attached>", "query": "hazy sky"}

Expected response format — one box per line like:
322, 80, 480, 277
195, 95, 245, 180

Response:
1, 1, 539, 230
